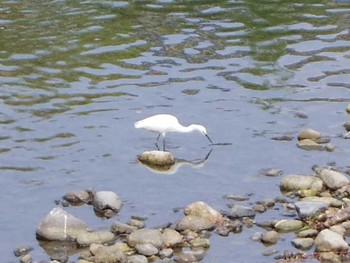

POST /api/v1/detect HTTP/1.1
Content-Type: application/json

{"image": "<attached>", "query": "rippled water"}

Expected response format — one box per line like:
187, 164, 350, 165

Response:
1, 0, 350, 262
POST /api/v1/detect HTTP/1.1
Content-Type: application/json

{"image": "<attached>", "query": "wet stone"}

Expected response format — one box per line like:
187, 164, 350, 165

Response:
162, 228, 183, 247
128, 218, 144, 229
184, 201, 223, 223
174, 249, 205, 262
76, 230, 115, 247
14, 246, 33, 257
297, 139, 325, 151
126, 255, 148, 263
159, 248, 174, 259
252, 204, 266, 213
318, 169, 350, 190
189, 237, 210, 248
19, 254, 32, 263
280, 175, 323, 193
226, 204, 255, 218
92, 191, 122, 213
36, 207, 89, 241
223, 194, 250, 201
274, 219, 304, 232
271, 134, 294, 141
259, 168, 283, 177
111, 221, 137, 234
176, 215, 215, 232
343, 121, 350, 131
315, 229, 349, 252
63, 190, 91, 205
298, 128, 321, 141
261, 230, 279, 244
297, 229, 319, 238
127, 228, 164, 248
294, 201, 328, 220
291, 238, 314, 250
135, 243, 159, 256
138, 150, 175, 166
251, 232, 263, 242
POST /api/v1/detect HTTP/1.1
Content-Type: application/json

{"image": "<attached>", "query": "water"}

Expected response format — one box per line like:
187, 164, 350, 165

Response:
1, 0, 350, 262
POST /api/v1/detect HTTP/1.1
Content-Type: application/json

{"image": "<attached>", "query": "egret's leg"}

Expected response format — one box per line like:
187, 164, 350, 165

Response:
163, 137, 166, 151
155, 133, 161, 150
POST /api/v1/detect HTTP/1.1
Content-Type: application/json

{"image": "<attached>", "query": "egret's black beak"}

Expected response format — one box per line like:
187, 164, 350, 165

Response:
205, 134, 213, 144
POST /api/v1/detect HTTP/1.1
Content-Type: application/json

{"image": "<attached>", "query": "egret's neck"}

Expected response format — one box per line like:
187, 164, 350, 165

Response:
178, 124, 200, 133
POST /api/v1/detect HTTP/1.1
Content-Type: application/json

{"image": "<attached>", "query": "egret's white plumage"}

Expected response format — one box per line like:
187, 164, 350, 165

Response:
134, 114, 212, 150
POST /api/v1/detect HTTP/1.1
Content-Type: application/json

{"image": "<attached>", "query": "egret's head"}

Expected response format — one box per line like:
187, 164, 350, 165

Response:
192, 125, 213, 144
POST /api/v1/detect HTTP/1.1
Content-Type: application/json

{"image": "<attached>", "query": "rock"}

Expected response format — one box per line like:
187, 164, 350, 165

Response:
76, 230, 115, 247
176, 215, 215, 232
19, 254, 32, 263
297, 139, 324, 151
318, 252, 342, 262
271, 134, 294, 141
259, 168, 283, 177
291, 238, 314, 250
162, 228, 182, 247
297, 229, 319, 238
36, 207, 89, 241
226, 205, 255, 218
159, 248, 174, 258
135, 243, 159, 256
189, 237, 210, 248
174, 249, 205, 262
90, 243, 126, 263
126, 255, 148, 263
325, 143, 335, 152
184, 201, 223, 223
318, 169, 350, 190
127, 228, 164, 248
92, 191, 122, 213
315, 229, 349, 252
223, 194, 250, 201
138, 151, 175, 166
13, 246, 33, 257
343, 121, 350, 131
63, 190, 91, 205
252, 204, 266, 213
346, 104, 350, 114
111, 221, 137, 234
294, 201, 328, 220
261, 230, 279, 244
251, 232, 263, 242
280, 175, 323, 193
302, 196, 344, 207
298, 128, 321, 141
128, 218, 144, 228
330, 225, 346, 236
274, 219, 304, 232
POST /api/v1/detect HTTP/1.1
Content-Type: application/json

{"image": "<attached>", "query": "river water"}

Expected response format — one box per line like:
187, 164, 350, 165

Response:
1, 0, 350, 262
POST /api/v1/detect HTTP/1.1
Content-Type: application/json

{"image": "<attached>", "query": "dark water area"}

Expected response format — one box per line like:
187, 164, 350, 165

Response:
1, 0, 350, 262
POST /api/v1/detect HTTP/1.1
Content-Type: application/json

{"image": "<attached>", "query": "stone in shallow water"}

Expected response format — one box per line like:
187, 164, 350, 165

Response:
297, 128, 321, 141
294, 201, 328, 220
261, 230, 279, 244
184, 201, 223, 223
274, 219, 304, 232
138, 151, 175, 166
92, 191, 122, 213
76, 230, 115, 247
127, 228, 164, 249
297, 139, 324, 151
176, 215, 215, 232
226, 204, 255, 219
291, 238, 314, 250
280, 175, 323, 193
318, 169, 350, 190
314, 229, 349, 252
36, 207, 89, 241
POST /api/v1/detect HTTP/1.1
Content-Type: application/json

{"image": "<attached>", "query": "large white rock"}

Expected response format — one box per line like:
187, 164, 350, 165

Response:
315, 229, 349, 252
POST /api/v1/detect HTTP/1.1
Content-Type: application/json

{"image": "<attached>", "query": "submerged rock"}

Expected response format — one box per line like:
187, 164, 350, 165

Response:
226, 205, 256, 219
274, 219, 304, 232
36, 207, 89, 241
76, 230, 115, 247
63, 190, 91, 205
294, 201, 328, 220
261, 230, 279, 244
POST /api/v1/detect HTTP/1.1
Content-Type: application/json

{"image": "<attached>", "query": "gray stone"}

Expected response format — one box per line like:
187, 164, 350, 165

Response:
318, 169, 350, 190
92, 191, 122, 212
13, 246, 33, 257
297, 139, 324, 151
261, 230, 279, 244
63, 190, 91, 205
36, 207, 89, 241
19, 254, 32, 263
184, 201, 223, 223
159, 248, 174, 258
259, 168, 283, 177
291, 238, 314, 250
302, 196, 345, 207
135, 243, 159, 256
346, 104, 350, 114
280, 175, 323, 193
274, 219, 304, 232
315, 229, 349, 252
226, 205, 255, 218
190, 237, 210, 248
162, 228, 183, 247
295, 201, 328, 220
343, 121, 350, 131
126, 255, 148, 263
111, 221, 137, 234
90, 243, 125, 263
176, 215, 215, 232
127, 228, 164, 248
76, 230, 115, 247
297, 229, 319, 238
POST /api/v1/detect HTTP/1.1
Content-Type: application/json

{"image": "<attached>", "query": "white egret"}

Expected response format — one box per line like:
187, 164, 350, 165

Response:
134, 114, 213, 150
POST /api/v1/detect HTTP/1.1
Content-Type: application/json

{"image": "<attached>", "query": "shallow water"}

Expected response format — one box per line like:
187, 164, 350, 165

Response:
1, 0, 350, 262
